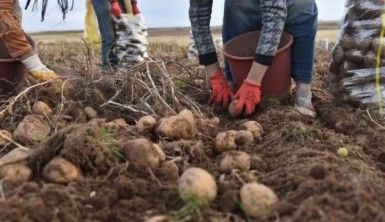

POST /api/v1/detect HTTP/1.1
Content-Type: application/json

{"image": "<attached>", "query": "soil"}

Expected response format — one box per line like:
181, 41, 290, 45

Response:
0, 42, 385, 222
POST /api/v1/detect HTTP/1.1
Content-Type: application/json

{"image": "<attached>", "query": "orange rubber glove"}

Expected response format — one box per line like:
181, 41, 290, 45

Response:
111, 0, 122, 18
209, 72, 234, 108
131, 0, 141, 15
233, 80, 261, 116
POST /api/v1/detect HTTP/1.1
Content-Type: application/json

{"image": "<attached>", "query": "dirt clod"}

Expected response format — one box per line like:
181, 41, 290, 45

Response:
157, 161, 179, 182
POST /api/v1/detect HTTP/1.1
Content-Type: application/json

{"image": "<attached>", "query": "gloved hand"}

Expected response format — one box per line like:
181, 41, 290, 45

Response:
209, 72, 234, 108
111, 0, 122, 18
131, 0, 141, 15
233, 80, 261, 116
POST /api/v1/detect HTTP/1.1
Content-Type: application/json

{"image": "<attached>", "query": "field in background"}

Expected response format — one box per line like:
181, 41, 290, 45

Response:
30, 23, 340, 45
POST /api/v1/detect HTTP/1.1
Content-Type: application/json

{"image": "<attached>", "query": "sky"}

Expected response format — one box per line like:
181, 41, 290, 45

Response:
20, 0, 346, 32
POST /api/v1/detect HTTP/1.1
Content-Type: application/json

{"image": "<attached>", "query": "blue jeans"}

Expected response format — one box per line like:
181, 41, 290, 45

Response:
223, 0, 318, 84
92, 0, 117, 68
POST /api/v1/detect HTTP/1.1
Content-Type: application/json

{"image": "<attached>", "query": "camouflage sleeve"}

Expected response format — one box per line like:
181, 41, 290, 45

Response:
255, 0, 287, 66
189, 0, 218, 66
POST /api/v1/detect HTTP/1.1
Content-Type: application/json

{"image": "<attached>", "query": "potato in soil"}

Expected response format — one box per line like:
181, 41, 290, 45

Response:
156, 161, 179, 182
0, 130, 12, 146
43, 157, 81, 184
0, 164, 32, 183
136, 115, 157, 133
84, 107, 98, 119
0, 147, 31, 167
235, 130, 254, 146
215, 130, 237, 153
241, 121, 264, 142
13, 114, 51, 146
156, 109, 197, 140
219, 151, 251, 173
121, 138, 165, 170
32, 101, 52, 116
228, 99, 242, 117
240, 182, 278, 218
179, 167, 217, 204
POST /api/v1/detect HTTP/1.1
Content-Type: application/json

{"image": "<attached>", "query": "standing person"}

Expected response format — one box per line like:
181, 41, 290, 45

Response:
91, 0, 120, 69
0, 0, 57, 81
92, 0, 142, 69
189, 0, 318, 117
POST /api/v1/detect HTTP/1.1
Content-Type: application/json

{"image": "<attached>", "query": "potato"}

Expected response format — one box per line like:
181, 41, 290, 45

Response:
372, 38, 385, 57
209, 117, 220, 125
32, 101, 52, 116
84, 107, 98, 120
13, 114, 51, 146
364, 51, 376, 68
43, 157, 81, 184
240, 182, 278, 218
0, 130, 12, 146
219, 151, 251, 173
332, 46, 345, 63
214, 130, 237, 153
121, 138, 165, 169
105, 118, 129, 129
136, 115, 157, 133
179, 167, 217, 204
156, 109, 197, 140
341, 34, 354, 50
0, 147, 31, 167
355, 37, 372, 52
193, 79, 205, 88
228, 99, 242, 117
345, 50, 364, 63
0, 164, 32, 183
235, 130, 254, 146
241, 121, 264, 142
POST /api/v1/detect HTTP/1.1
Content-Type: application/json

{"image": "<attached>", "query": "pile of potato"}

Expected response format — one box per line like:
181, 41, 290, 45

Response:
329, 0, 385, 107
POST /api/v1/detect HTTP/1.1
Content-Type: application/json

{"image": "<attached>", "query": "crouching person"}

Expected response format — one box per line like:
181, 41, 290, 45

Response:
0, 0, 57, 81
189, 0, 318, 117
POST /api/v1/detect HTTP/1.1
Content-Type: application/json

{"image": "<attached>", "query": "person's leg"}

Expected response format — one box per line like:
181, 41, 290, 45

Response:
92, 0, 117, 69
0, 10, 56, 80
222, 0, 263, 82
285, 0, 318, 117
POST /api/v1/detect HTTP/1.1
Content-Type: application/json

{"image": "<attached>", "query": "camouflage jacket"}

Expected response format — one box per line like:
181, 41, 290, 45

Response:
189, 0, 287, 66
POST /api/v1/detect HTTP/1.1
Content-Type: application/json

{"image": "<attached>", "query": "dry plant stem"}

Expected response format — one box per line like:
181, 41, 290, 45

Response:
147, 166, 162, 187
0, 180, 5, 201
0, 131, 30, 151
145, 62, 176, 115
366, 108, 385, 130
0, 80, 53, 120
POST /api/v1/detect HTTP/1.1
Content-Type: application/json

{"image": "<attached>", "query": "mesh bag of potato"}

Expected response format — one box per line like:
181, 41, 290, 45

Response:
329, 0, 385, 108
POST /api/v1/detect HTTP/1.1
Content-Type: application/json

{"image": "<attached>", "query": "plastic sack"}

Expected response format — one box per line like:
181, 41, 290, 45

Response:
84, 0, 101, 44
114, 14, 149, 68
329, 0, 385, 109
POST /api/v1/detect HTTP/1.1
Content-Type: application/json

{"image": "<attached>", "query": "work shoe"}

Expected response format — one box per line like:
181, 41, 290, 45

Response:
29, 69, 58, 81
295, 90, 316, 118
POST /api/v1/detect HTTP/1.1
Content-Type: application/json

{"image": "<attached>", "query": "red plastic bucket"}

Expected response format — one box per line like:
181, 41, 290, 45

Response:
223, 31, 293, 99
0, 35, 35, 95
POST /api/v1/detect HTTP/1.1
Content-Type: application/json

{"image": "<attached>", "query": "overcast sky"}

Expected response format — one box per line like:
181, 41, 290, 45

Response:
20, 0, 346, 32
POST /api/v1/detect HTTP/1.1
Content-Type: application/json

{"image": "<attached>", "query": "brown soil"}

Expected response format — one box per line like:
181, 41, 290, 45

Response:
0, 42, 385, 222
